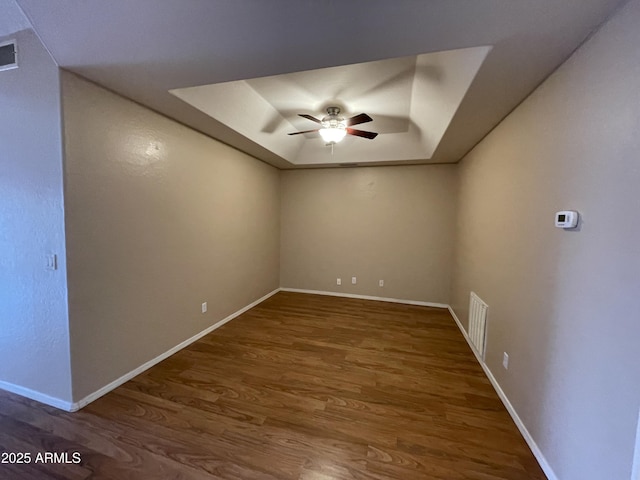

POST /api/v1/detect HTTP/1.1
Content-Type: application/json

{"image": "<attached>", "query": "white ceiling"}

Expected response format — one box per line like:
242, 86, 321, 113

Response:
0, 0, 29, 37
11, 0, 627, 168
170, 47, 490, 166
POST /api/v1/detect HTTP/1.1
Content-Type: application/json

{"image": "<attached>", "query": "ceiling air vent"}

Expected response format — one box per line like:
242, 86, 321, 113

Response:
0, 40, 17, 71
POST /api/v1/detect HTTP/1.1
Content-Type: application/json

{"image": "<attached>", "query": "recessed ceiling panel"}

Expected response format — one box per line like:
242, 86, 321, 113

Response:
170, 46, 490, 166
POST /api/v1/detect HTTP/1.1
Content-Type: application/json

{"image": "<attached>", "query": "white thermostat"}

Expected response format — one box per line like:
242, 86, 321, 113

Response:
555, 210, 579, 229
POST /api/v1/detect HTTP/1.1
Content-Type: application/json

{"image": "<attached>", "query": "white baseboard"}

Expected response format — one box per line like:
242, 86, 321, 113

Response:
0, 380, 75, 411
448, 306, 557, 480
70, 288, 280, 411
280, 287, 448, 309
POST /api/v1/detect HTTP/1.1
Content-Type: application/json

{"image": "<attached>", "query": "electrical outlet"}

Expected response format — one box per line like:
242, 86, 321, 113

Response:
503, 352, 509, 369
336, 278, 341, 286
201, 302, 207, 313
379, 279, 384, 287
352, 276, 357, 285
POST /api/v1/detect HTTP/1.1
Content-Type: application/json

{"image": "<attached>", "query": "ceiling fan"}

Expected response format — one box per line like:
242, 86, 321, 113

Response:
288, 107, 378, 145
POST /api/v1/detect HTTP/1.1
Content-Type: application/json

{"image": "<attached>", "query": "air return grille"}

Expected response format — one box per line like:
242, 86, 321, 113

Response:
0, 40, 17, 71
468, 292, 488, 358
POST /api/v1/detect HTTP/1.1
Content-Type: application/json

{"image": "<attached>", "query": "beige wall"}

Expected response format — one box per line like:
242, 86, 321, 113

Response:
61, 72, 280, 402
450, 1, 640, 478
0, 30, 72, 403
281, 165, 456, 304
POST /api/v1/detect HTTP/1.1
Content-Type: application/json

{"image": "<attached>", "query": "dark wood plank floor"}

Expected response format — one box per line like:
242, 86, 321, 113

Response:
0, 292, 546, 479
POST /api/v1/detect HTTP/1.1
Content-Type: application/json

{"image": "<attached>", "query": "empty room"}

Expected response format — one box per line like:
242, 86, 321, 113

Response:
1, 1, 639, 479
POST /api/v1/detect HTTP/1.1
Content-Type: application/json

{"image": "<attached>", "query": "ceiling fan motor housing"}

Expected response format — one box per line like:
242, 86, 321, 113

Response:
322, 107, 346, 129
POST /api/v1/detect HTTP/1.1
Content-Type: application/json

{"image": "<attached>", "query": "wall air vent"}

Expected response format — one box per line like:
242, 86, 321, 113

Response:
0, 40, 17, 71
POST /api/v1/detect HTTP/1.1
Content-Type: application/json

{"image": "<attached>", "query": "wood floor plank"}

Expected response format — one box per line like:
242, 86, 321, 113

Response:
0, 292, 546, 479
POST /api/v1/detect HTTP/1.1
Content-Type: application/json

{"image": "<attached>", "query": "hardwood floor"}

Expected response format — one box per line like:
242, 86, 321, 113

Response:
0, 292, 546, 479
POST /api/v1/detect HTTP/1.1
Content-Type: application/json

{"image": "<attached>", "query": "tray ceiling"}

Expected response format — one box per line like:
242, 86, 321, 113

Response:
171, 47, 490, 166
11, 0, 627, 168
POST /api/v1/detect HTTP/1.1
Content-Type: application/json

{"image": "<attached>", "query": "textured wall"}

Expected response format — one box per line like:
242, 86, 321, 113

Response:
61, 72, 280, 402
281, 165, 457, 304
450, 1, 640, 478
0, 30, 72, 402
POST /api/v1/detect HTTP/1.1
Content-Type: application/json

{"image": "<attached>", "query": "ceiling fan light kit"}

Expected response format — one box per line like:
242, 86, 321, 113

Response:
319, 125, 347, 144
289, 106, 378, 146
